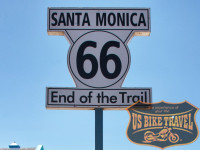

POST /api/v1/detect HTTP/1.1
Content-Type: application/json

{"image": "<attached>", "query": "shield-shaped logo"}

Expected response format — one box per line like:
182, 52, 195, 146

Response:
126, 101, 199, 149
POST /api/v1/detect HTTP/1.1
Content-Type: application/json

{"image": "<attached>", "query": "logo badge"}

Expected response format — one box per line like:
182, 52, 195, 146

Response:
126, 101, 199, 149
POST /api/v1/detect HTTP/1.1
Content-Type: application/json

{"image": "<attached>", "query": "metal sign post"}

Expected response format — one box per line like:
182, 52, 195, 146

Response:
46, 8, 151, 150
95, 109, 103, 150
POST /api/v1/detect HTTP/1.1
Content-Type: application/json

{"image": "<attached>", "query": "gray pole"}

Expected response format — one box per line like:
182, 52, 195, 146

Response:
95, 108, 103, 150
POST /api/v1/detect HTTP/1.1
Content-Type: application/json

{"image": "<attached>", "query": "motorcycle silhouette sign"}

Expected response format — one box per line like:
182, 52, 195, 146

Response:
126, 101, 199, 149
143, 126, 179, 143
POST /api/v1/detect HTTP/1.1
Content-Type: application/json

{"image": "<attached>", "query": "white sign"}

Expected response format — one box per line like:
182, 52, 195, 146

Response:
46, 8, 151, 109
46, 88, 152, 110
48, 8, 150, 31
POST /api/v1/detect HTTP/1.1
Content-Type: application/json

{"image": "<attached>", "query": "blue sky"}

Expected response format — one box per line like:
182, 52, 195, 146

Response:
0, 0, 200, 150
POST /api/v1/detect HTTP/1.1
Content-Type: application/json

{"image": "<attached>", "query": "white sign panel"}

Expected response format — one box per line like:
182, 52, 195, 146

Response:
46, 88, 152, 110
46, 8, 152, 110
48, 8, 150, 31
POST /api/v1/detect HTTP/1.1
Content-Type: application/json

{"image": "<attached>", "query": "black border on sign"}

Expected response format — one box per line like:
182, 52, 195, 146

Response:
46, 87, 152, 107
48, 8, 150, 31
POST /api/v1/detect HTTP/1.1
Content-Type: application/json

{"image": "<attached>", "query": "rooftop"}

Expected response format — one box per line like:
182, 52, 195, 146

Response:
0, 143, 44, 150
0, 149, 35, 150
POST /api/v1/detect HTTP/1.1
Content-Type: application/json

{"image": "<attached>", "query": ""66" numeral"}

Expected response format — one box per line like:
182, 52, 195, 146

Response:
76, 41, 122, 79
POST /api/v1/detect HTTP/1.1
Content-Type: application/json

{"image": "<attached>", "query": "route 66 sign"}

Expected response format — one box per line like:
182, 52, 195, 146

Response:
68, 30, 129, 88
46, 8, 152, 109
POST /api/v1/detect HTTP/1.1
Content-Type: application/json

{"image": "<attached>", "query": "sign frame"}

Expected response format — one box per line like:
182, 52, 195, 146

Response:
46, 87, 152, 110
47, 7, 151, 36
